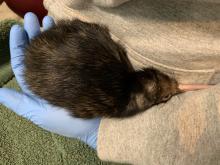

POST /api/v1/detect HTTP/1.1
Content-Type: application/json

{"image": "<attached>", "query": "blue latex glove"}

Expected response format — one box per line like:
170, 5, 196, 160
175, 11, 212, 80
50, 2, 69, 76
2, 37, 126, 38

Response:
0, 12, 100, 149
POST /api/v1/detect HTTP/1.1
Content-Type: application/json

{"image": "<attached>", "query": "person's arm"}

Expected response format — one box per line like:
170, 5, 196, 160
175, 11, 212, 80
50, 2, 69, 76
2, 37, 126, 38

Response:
97, 84, 220, 165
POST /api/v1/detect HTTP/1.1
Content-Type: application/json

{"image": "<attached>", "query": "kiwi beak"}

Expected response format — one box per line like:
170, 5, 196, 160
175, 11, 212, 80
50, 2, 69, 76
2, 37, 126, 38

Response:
178, 84, 212, 92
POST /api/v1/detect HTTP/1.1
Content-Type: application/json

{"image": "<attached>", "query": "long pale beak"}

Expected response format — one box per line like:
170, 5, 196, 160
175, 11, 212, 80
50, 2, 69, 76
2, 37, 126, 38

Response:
178, 84, 212, 92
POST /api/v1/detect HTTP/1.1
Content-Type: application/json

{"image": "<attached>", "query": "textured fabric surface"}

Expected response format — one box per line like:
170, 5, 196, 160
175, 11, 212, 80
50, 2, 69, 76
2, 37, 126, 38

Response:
0, 20, 121, 165
0, 2, 22, 20
0, 20, 18, 87
93, 0, 130, 7
0, 3, 22, 87
43, 0, 220, 164
98, 86, 220, 165
44, 0, 220, 84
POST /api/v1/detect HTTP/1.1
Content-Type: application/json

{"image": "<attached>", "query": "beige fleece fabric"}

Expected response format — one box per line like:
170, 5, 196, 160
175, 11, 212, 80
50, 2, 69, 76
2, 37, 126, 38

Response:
0, 2, 22, 20
97, 84, 220, 165
92, 0, 130, 7
43, 0, 220, 164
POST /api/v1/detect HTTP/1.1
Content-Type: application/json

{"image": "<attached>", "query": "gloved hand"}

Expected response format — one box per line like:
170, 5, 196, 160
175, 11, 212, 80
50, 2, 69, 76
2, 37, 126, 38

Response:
0, 12, 100, 149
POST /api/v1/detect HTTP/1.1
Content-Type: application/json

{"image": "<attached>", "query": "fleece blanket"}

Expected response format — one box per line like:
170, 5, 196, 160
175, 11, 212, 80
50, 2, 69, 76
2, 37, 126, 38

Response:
97, 83, 220, 165
0, 20, 121, 165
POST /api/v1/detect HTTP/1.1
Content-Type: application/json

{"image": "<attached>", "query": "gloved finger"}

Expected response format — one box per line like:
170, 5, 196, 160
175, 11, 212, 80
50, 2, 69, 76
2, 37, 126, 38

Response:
9, 25, 32, 94
42, 16, 55, 31
0, 88, 39, 119
24, 12, 41, 41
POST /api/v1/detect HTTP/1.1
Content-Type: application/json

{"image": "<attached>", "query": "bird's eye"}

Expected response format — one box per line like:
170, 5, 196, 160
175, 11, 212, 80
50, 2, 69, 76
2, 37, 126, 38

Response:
162, 94, 171, 101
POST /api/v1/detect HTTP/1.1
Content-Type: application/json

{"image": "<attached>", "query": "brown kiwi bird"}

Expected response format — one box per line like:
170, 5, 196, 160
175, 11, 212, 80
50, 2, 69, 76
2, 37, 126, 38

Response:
24, 19, 181, 118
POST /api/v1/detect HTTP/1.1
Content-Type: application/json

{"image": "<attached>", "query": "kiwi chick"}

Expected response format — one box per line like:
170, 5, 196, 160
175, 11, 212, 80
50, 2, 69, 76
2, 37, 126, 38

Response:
24, 19, 180, 118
